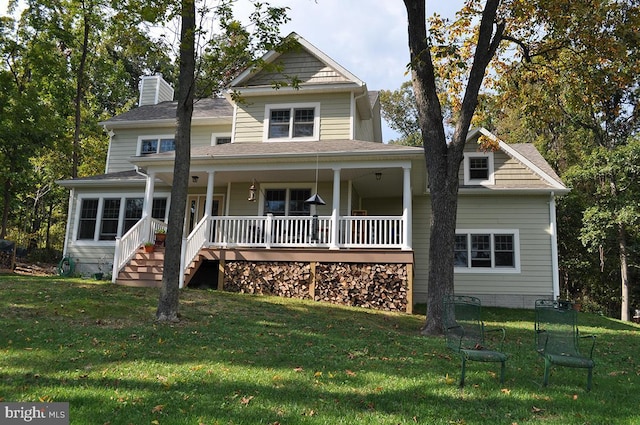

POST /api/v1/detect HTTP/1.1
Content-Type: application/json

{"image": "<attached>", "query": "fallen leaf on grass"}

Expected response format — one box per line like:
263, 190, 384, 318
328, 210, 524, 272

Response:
314, 371, 323, 378
151, 405, 164, 413
572, 394, 578, 400
444, 374, 456, 385
532, 406, 545, 414
501, 388, 511, 395
345, 370, 356, 377
240, 396, 254, 405
293, 367, 303, 372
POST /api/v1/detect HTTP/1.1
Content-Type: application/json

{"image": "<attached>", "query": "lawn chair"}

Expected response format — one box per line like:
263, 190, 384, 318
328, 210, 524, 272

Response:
442, 295, 508, 387
534, 299, 596, 391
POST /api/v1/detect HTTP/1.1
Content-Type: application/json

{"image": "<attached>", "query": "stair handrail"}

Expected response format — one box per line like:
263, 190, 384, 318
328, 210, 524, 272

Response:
113, 216, 150, 282
180, 216, 210, 288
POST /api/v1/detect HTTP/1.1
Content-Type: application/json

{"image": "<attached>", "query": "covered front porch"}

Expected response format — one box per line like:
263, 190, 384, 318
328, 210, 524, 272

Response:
112, 140, 426, 289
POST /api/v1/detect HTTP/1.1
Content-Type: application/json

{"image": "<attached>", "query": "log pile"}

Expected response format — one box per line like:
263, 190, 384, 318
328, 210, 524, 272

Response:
14, 261, 57, 276
222, 260, 408, 312
315, 263, 408, 312
224, 261, 311, 299
0, 250, 14, 270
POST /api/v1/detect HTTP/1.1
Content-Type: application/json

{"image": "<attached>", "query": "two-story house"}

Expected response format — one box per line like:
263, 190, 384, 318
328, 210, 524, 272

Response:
57, 32, 568, 312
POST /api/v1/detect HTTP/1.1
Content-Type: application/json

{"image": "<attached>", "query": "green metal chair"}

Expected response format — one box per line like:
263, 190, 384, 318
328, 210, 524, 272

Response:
534, 299, 596, 391
442, 295, 508, 387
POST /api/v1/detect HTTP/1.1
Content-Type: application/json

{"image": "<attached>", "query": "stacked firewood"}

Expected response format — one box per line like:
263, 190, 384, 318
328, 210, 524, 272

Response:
315, 263, 408, 312
224, 261, 311, 299
0, 250, 14, 270
222, 260, 408, 312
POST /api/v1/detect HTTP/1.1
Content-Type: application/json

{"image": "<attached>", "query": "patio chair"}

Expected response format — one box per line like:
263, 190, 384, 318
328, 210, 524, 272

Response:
534, 299, 596, 391
442, 295, 508, 387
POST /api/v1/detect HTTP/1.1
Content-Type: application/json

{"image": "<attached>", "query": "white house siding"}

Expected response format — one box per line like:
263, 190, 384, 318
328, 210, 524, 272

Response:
493, 152, 550, 188
454, 194, 554, 308
107, 125, 231, 174
247, 51, 351, 86
65, 186, 170, 277
410, 195, 431, 305
354, 114, 374, 142
409, 194, 554, 309
460, 144, 550, 189
233, 93, 352, 143
361, 197, 403, 216
107, 127, 173, 173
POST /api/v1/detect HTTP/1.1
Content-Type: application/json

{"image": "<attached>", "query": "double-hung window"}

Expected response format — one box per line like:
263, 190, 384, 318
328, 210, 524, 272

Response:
263, 188, 311, 216
139, 136, 176, 155
264, 103, 320, 141
76, 196, 168, 241
454, 230, 520, 273
463, 152, 494, 185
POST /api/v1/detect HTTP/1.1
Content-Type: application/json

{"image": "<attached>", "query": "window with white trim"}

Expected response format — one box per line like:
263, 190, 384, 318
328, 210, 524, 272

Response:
263, 188, 311, 216
463, 152, 494, 185
76, 196, 168, 241
139, 136, 175, 155
454, 230, 520, 272
264, 103, 320, 141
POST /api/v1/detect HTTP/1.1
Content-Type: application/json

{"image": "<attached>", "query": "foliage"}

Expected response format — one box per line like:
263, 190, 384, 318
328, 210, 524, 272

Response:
1, 279, 640, 424
379, 81, 421, 146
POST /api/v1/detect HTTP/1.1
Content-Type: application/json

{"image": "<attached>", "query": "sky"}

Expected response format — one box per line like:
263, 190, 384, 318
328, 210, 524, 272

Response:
0, 0, 465, 141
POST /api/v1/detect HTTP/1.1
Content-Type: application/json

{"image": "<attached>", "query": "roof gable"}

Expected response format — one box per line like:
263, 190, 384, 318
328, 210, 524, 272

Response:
466, 128, 567, 191
230, 32, 364, 89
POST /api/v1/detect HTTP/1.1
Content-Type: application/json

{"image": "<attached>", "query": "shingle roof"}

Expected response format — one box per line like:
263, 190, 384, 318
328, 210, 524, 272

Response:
102, 98, 233, 123
149, 139, 424, 160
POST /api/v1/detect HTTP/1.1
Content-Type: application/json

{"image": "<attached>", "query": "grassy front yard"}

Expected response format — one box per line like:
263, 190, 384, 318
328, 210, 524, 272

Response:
1, 276, 639, 424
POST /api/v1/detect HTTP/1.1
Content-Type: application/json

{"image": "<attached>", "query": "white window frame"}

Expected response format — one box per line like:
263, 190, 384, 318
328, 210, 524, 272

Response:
257, 183, 313, 216
454, 229, 520, 274
137, 135, 176, 155
463, 152, 495, 186
263, 102, 320, 142
211, 133, 232, 145
73, 193, 170, 244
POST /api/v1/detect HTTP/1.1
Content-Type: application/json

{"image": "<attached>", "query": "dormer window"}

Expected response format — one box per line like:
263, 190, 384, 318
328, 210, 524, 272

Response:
139, 136, 175, 155
464, 152, 494, 185
264, 103, 320, 141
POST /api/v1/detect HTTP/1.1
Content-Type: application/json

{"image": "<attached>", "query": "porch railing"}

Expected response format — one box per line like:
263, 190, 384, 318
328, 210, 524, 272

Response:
206, 215, 403, 249
113, 214, 405, 284
112, 216, 166, 283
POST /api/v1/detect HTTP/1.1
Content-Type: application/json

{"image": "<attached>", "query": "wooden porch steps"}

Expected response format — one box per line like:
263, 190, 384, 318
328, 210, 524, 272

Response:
115, 246, 201, 288
116, 247, 166, 287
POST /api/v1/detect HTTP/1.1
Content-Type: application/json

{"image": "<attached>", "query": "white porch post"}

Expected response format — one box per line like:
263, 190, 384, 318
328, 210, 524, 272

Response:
330, 168, 341, 249
143, 171, 155, 218
204, 171, 215, 218
204, 171, 215, 244
402, 166, 412, 250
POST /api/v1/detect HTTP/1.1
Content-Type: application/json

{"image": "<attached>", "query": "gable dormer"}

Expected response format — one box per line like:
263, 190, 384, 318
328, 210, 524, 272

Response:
460, 128, 567, 191
228, 33, 381, 143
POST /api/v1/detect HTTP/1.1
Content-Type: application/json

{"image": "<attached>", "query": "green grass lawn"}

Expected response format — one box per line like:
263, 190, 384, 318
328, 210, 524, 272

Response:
1, 276, 639, 424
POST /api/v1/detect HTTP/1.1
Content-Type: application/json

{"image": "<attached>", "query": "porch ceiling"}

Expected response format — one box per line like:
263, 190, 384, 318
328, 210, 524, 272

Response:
159, 166, 424, 199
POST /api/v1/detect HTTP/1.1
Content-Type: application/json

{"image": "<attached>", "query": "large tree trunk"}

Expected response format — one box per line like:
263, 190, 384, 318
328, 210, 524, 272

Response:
73, 2, 91, 179
156, 0, 196, 322
404, 0, 504, 334
618, 221, 629, 321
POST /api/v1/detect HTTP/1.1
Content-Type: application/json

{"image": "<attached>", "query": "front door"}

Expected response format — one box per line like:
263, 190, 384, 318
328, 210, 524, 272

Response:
186, 195, 222, 234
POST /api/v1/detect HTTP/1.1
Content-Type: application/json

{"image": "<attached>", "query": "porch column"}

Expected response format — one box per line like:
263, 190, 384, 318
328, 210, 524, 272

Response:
143, 171, 156, 218
204, 171, 215, 218
203, 171, 215, 245
330, 167, 341, 249
402, 166, 412, 250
